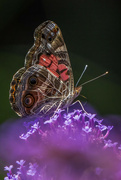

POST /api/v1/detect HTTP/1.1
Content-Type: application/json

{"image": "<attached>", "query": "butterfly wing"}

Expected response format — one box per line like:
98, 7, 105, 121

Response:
10, 21, 75, 117
9, 67, 26, 116
14, 65, 69, 116
25, 20, 74, 95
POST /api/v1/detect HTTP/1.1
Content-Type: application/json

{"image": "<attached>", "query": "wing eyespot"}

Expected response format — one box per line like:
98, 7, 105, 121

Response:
23, 94, 35, 108
29, 76, 38, 86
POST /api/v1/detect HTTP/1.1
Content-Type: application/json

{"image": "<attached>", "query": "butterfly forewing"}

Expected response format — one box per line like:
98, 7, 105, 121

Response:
25, 20, 74, 93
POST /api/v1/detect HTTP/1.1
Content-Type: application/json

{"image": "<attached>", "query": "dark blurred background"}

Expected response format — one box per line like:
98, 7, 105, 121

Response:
0, 0, 121, 123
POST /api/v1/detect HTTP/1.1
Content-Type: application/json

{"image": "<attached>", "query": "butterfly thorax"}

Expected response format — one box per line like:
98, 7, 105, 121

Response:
64, 86, 82, 107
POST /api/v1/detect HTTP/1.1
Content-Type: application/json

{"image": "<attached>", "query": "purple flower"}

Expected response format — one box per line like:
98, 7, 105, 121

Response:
104, 139, 118, 148
4, 165, 20, 180
82, 121, 92, 133
16, 160, 25, 166
118, 144, 121, 150
4, 165, 13, 172
19, 122, 40, 140
3, 103, 121, 180
27, 163, 38, 176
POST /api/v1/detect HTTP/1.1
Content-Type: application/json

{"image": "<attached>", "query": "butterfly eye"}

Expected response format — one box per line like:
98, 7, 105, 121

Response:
29, 76, 38, 86
23, 94, 35, 108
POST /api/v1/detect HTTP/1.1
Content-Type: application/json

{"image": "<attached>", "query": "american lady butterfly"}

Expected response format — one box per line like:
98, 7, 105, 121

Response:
9, 20, 83, 117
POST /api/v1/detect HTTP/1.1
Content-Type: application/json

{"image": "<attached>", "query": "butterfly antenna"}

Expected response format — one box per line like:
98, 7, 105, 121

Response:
81, 71, 108, 86
75, 65, 88, 87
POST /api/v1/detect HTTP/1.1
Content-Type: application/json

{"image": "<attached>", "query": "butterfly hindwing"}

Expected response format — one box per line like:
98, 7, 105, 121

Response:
15, 65, 68, 116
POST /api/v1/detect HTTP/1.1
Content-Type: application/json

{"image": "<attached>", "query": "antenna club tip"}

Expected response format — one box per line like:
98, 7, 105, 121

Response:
106, 71, 108, 74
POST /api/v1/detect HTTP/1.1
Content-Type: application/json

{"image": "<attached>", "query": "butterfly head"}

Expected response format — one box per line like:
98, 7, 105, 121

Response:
74, 86, 82, 99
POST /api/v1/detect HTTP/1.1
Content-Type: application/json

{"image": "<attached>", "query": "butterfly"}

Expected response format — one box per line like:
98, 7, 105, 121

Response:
9, 20, 82, 117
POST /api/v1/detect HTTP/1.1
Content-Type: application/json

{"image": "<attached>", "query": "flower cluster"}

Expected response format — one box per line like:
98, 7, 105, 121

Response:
4, 105, 121, 180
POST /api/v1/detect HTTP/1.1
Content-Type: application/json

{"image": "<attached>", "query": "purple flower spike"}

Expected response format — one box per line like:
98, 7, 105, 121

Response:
3, 103, 121, 180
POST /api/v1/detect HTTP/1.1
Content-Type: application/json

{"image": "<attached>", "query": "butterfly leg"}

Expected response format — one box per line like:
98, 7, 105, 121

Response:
72, 100, 89, 115
66, 106, 69, 114
46, 101, 59, 114
38, 101, 57, 115
49, 99, 64, 119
